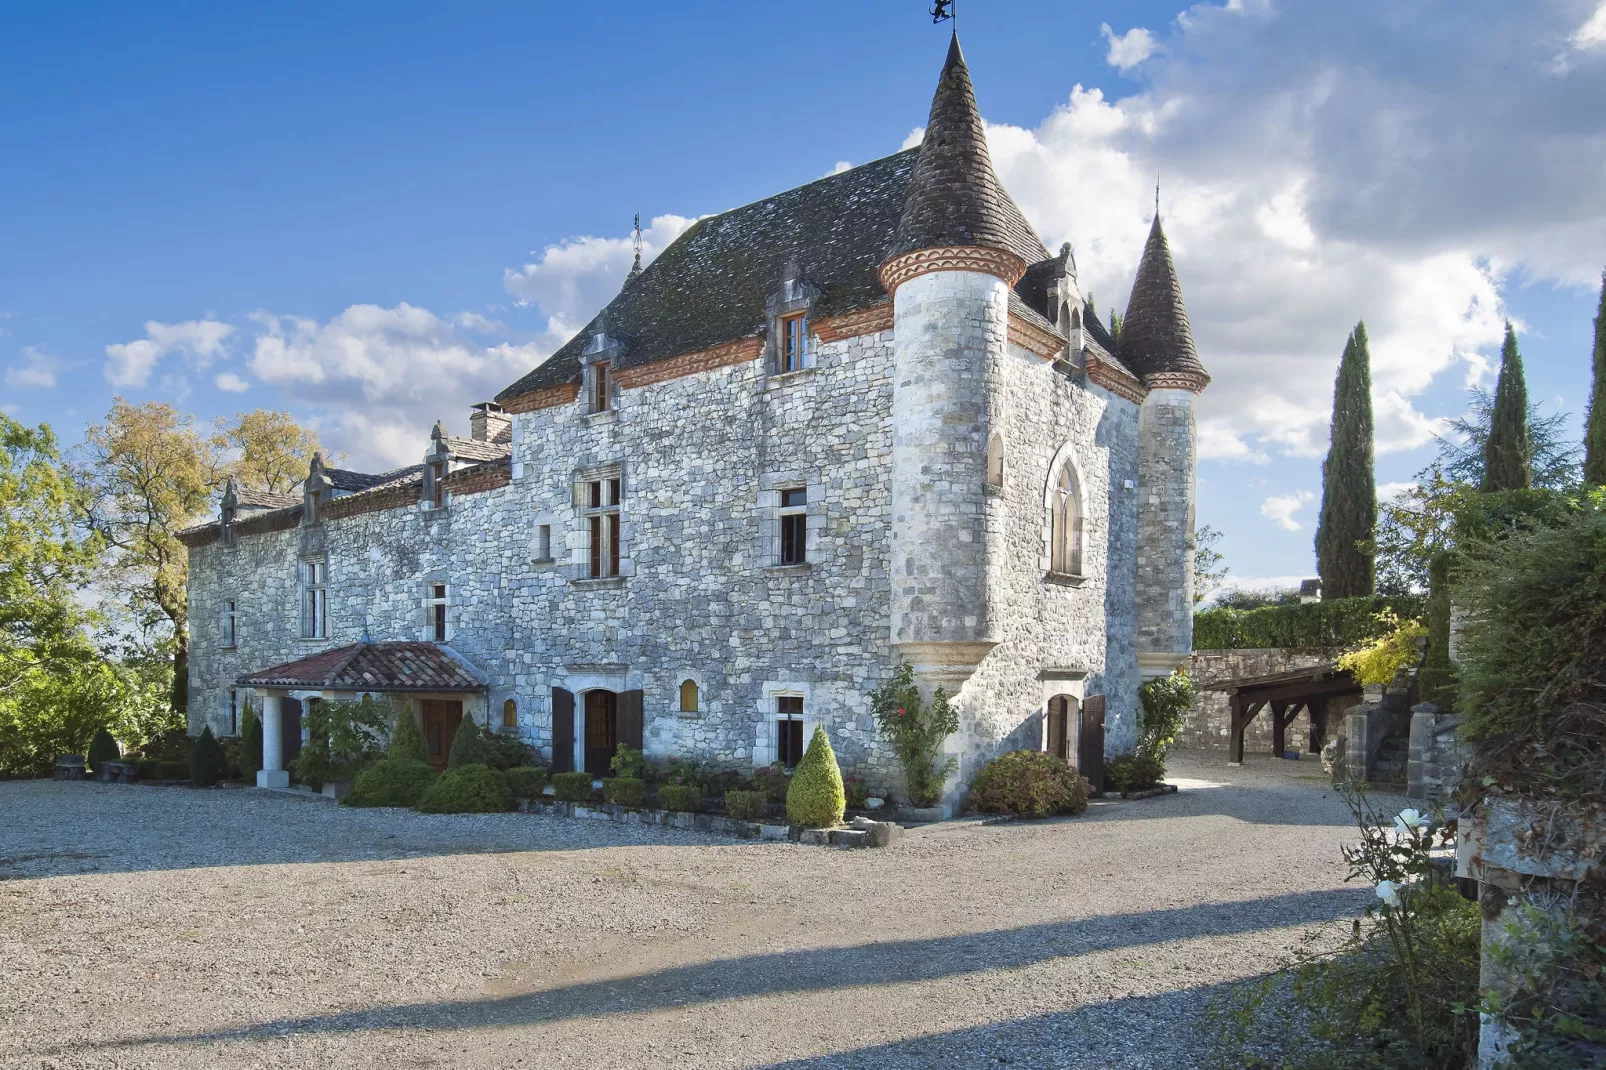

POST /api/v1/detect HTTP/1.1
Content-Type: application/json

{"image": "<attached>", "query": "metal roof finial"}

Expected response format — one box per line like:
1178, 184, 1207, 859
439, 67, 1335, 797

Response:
629, 211, 643, 278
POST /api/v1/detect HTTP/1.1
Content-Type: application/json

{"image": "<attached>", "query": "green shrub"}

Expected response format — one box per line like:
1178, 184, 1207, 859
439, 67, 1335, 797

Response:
189, 726, 225, 787
139, 727, 191, 762
1193, 593, 1426, 651
482, 726, 535, 771
786, 725, 845, 828
87, 727, 120, 771
416, 763, 514, 814
154, 760, 188, 781
842, 774, 870, 810
751, 763, 790, 801
609, 744, 645, 779
345, 758, 438, 807
724, 789, 768, 820
1107, 753, 1165, 793
133, 759, 159, 780
658, 783, 702, 812
239, 703, 263, 781
551, 770, 595, 802
603, 776, 646, 807
968, 750, 1088, 818
446, 718, 489, 768
869, 663, 958, 806
386, 708, 428, 763
504, 765, 547, 800
292, 696, 388, 789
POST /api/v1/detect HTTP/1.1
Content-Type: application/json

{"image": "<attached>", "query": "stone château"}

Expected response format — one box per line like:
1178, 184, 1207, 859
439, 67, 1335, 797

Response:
180, 34, 1208, 806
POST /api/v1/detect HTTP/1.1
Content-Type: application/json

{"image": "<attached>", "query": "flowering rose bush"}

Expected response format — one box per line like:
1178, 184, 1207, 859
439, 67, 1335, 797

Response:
868, 663, 958, 807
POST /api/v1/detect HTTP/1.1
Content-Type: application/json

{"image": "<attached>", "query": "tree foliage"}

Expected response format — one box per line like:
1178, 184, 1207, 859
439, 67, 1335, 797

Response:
1483, 322, 1533, 493
1315, 322, 1377, 599
1194, 594, 1424, 651
211, 409, 327, 494
1193, 524, 1228, 605
1586, 272, 1606, 488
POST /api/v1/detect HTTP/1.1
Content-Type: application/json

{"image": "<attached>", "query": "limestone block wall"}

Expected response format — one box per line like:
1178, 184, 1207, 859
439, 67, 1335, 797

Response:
1136, 388, 1197, 665
1181, 648, 1330, 755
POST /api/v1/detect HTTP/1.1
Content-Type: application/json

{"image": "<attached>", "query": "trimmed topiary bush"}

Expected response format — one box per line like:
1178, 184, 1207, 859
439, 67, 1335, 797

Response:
603, 776, 646, 807
483, 727, 535, 771
659, 782, 702, 812
504, 765, 547, 801
87, 728, 120, 772
968, 750, 1088, 818
724, 789, 768, 820
416, 763, 513, 814
189, 726, 225, 787
551, 770, 595, 802
154, 760, 188, 781
387, 708, 429, 763
346, 758, 438, 807
1107, 753, 1165, 793
445, 717, 489, 768
786, 725, 845, 828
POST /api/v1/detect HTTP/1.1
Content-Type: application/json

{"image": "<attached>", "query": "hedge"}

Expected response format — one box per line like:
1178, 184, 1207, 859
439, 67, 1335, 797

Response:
603, 776, 646, 807
551, 771, 595, 802
504, 766, 547, 800
416, 764, 513, 814
345, 758, 438, 807
724, 789, 768, 820
1194, 594, 1425, 651
658, 783, 702, 812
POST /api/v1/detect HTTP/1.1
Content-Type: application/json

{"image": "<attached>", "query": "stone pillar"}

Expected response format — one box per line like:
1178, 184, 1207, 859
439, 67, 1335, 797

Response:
256, 691, 289, 789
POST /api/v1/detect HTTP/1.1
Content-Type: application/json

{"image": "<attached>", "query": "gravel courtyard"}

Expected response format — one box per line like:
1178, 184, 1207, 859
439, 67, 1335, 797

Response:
1, 756, 1386, 1069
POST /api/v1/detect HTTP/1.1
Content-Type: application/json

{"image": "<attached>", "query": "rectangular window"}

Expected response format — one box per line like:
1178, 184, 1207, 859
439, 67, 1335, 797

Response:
302, 560, 328, 638
776, 696, 804, 767
537, 523, 552, 561
583, 476, 622, 578
780, 313, 808, 373
428, 583, 448, 642
222, 600, 237, 648
779, 486, 807, 566
228, 689, 238, 736
592, 361, 612, 412
430, 462, 446, 508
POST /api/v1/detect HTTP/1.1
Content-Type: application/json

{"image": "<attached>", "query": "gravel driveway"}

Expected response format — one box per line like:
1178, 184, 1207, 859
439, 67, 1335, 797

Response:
0, 755, 1388, 1069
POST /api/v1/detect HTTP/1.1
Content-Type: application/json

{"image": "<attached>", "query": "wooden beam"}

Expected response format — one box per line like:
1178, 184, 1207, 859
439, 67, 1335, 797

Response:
1223, 679, 1363, 706
1271, 700, 1288, 756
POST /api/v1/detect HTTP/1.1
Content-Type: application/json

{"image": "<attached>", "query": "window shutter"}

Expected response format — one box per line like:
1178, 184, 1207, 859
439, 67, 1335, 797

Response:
1078, 695, 1107, 792
617, 690, 644, 751
550, 688, 575, 772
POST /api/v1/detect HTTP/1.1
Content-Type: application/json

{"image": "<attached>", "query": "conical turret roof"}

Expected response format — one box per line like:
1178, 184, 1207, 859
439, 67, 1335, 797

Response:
1120, 215, 1208, 387
886, 33, 1032, 262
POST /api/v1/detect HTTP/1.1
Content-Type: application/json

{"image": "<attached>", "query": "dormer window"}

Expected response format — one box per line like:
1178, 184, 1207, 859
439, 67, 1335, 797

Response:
780, 313, 809, 373
591, 361, 612, 413
430, 461, 446, 508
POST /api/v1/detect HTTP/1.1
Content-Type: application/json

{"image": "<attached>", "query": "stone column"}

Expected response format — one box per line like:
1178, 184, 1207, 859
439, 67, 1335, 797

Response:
256, 691, 289, 789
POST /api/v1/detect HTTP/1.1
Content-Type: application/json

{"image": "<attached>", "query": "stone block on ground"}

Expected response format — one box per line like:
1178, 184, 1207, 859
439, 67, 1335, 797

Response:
827, 828, 868, 848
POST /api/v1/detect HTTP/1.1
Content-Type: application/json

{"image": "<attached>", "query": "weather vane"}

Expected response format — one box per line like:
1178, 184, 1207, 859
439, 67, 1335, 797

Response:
630, 211, 644, 277
931, 1, 954, 24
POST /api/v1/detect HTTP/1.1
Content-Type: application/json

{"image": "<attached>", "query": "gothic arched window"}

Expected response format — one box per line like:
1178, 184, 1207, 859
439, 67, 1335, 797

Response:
986, 433, 1005, 488
1050, 462, 1084, 577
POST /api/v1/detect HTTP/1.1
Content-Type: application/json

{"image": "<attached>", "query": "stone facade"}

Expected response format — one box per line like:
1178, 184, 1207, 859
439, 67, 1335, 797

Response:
1181, 649, 1330, 755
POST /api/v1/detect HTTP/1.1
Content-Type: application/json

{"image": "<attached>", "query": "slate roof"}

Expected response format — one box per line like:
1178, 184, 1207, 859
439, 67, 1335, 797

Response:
233, 487, 301, 511
327, 466, 422, 493
887, 33, 1040, 262
441, 435, 512, 463
1119, 215, 1208, 382
236, 641, 486, 692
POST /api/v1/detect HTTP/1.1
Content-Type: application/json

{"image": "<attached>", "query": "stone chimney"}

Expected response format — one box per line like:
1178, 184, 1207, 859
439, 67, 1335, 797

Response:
469, 402, 510, 443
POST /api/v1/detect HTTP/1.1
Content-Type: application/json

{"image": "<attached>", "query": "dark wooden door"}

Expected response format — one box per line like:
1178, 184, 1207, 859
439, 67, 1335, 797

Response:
421, 700, 462, 771
281, 698, 303, 767
617, 690, 644, 751
551, 688, 574, 772
1078, 694, 1106, 791
583, 690, 618, 775
1046, 696, 1074, 762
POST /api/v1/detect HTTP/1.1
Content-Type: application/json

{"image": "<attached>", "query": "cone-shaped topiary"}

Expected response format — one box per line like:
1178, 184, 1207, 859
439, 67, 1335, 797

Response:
346, 758, 438, 807
1315, 323, 1376, 599
239, 705, 263, 780
387, 707, 429, 763
189, 726, 225, 786
87, 728, 120, 772
786, 725, 845, 828
446, 717, 488, 768
1483, 322, 1532, 492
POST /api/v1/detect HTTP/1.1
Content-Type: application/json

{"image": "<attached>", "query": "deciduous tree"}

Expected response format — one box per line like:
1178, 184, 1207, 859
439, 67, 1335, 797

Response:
211, 409, 327, 494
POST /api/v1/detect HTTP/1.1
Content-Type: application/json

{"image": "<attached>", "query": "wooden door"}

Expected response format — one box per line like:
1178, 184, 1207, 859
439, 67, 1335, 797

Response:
617, 690, 644, 752
421, 700, 462, 771
551, 688, 574, 772
583, 690, 618, 775
1046, 696, 1074, 763
1078, 695, 1106, 791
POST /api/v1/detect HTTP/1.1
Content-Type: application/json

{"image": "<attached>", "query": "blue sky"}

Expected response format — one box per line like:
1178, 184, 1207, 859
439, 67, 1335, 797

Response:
3, 1, 1605, 590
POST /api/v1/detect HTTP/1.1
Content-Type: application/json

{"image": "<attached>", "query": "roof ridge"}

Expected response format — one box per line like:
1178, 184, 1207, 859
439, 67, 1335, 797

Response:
324, 642, 370, 684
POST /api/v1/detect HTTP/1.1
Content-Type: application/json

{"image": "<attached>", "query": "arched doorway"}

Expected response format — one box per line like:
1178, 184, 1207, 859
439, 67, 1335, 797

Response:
1046, 695, 1078, 763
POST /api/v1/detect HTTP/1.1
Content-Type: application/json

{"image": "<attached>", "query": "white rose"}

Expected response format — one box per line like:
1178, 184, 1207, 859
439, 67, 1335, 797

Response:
1394, 809, 1428, 837
1375, 880, 1403, 907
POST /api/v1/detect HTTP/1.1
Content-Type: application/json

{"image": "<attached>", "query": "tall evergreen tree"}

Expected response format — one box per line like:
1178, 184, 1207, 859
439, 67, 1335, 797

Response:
1482, 322, 1532, 492
1584, 271, 1606, 487
1315, 322, 1377, 599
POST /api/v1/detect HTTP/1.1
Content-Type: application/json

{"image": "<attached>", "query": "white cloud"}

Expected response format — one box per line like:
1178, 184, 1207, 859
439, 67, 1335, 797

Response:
1575, 2, 1606, 48
826, 161, 853, 177
503, 214, 696, 335
214, 372, 250, 393
1101, 24, 1156, 72
1377, 480, 1416, 502
104, 319, 234, 387
247, 304, 544, 470
5, 346, 58, 389
1261, 490, 1315, 531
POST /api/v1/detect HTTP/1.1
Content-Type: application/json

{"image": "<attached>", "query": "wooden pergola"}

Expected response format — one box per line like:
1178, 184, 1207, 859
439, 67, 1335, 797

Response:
1202, 664, 1363, 764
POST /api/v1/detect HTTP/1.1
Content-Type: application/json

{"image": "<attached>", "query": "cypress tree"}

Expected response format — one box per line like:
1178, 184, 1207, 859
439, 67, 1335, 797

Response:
1584, 272, 1606, 487
1315, 322, 1377, 599
1482, 322, 1532, 492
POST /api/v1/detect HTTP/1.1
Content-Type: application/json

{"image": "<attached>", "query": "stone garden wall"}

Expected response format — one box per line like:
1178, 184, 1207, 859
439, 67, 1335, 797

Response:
1179, 648, 1330, 755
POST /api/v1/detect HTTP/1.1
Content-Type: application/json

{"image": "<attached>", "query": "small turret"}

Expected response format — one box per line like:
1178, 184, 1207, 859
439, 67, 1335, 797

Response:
1120, 213, 1209, 391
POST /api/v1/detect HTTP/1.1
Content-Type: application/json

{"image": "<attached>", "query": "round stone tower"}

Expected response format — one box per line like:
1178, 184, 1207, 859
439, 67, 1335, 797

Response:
878, 33, 1028, 688
1120, 212, 1210, 682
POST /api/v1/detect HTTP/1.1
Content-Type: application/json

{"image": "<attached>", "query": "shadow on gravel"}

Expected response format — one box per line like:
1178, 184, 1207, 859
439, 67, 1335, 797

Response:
752, 978, 1252, 1069
1078, 779, 1364, 829
71, 888, 1359, 1055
